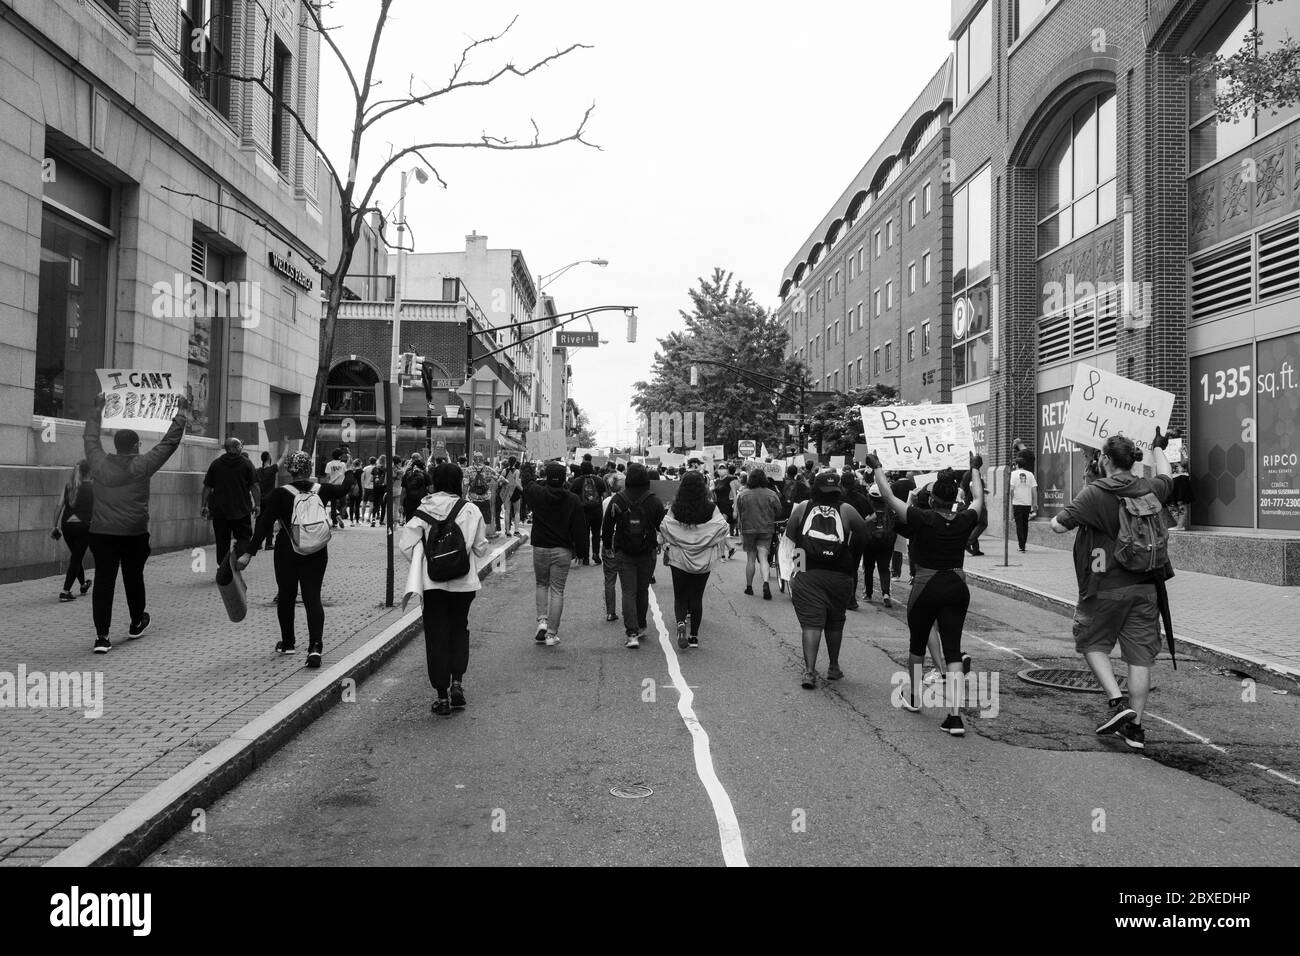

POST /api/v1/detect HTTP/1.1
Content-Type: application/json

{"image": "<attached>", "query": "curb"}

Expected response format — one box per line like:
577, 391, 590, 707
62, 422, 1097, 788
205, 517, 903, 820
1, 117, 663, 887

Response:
966, 569, 1300, 689
44, 535, 526, 868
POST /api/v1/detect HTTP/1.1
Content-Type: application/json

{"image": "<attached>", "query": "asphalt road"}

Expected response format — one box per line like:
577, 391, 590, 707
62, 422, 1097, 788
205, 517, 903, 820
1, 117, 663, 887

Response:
146, 540, 1300, 867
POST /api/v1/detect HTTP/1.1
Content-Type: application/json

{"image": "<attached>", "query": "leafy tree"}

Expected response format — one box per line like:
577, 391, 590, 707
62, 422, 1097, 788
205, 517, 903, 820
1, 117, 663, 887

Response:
567, 397, 597, 448
1192, 0, 1300, 124
632, 269, 808, 453
806, 384, 900, 457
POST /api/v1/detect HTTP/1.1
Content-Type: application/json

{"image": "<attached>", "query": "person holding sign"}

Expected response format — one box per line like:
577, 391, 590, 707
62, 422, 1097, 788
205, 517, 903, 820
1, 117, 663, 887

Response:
1050, 432, 1174, 752
865, 455, 982, 737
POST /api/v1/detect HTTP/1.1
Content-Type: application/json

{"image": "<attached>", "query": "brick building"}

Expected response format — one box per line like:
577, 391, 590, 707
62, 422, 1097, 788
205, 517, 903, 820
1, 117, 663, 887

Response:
0, 0, 327, 582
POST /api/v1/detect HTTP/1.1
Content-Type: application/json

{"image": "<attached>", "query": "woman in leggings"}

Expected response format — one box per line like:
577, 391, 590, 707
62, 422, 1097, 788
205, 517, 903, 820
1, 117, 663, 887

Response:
658, 471, 730, 650
52, 460, 94, 602
238, 451, 349, 669
867, 456, 983, 736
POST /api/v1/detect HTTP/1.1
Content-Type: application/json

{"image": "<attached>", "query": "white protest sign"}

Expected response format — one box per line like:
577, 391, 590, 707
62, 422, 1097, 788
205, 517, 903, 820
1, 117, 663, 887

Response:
859, 404, 975, 470
704, 445, 724, 459
533, 428, 567, 460
648, 444, 671, 459
660, 452, 687, 467
763, 461, 785, 481
1061, 364, 1174, 453
829, 455, 846, 470
97, 369, 185, 433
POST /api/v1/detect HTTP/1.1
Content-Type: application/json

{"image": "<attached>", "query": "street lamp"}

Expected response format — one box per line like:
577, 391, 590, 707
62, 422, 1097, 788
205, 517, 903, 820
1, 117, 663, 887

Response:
538, 258, 609, 292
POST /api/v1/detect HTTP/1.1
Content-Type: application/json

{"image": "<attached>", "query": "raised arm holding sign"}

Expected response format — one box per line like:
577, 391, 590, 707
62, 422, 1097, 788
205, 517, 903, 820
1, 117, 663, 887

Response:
859, 404, 975, 471
1061, 364, 1174, 453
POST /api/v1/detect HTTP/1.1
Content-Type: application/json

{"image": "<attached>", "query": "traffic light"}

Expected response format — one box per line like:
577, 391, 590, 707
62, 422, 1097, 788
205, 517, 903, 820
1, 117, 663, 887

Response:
626, 309, 637, 343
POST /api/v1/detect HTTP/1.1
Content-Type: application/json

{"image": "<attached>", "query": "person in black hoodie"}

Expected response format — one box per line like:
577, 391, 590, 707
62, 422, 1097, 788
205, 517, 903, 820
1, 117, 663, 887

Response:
603, 462, 666, 648
569, 460, 607, 565
254, 452, 280, 550
202, 437, 259, 568
522, 460, 589, 646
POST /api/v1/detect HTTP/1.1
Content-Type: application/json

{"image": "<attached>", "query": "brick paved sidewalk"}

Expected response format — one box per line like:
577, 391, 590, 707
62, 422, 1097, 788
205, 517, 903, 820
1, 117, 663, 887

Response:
0, 524, 521, 865
963, 543, 1300, 678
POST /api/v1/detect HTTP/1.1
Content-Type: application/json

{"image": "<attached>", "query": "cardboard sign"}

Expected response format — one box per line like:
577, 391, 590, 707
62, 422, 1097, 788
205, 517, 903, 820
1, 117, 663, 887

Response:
763, 461, 785, 481
660, 452, 687, 468
854, 444, 869, 464
96, 369, 184, 433
644, 457, 661, 469
528, 428, 567, 461
859, 404, 975, 470
1062, 364, 1174, 453
704, 445, 724, 459
829, 455, 846, 470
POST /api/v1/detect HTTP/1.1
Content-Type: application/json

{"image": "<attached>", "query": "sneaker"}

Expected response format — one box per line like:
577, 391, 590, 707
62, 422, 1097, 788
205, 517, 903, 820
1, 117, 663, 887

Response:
605, 613, 619, 622
80, 579, 93, 595
922, 668, 943, 686
882, 595, 893, 609
594, 555, 603, 566
306, 643, 323, 669
800, 670, 817, 689
826, 664, 844, 681
1096, 698, 1137, 735
762, 582, 772, 600
1019, 547, 1026, 553
688, 636, 699, 648
744, 585, 754, 596
545, 635, 561, 647
847, 599, 860, 610
534, 624, 548, 644
863, 595, 873, 604
962, 653, 973, 675
1117, 722, 1146, 750
941, 715, 966, 736
728, 548, 736, 559
582, 558, 591, 566
432, 698, 451, 717
900, 685, 921, 713
449, 681, 467, 709
625, 633, 640, 649
128, 613, 150, 640
93, 636, 112, 654
275, 641, 297, 655
59, 591, 75, 602
677, 622, 688, 650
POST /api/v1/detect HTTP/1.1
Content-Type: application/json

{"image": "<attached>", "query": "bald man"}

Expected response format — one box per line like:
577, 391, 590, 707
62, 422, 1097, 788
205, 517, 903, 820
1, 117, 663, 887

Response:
202, 436, 259, 567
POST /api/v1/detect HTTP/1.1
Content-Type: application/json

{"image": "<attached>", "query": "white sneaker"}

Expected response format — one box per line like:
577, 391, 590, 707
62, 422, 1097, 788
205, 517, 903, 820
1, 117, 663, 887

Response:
922, 668, 944, 686
545, 635, 561, 646
624, 634, 640, 649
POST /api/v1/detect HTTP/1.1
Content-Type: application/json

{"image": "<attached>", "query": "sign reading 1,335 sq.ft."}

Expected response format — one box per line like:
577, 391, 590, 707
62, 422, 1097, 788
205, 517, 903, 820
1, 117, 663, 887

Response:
556, 330, 600, 348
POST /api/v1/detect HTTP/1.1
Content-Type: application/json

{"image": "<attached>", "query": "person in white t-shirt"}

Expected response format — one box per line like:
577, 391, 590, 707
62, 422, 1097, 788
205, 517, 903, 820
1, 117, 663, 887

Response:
1010, 464, 1038, 552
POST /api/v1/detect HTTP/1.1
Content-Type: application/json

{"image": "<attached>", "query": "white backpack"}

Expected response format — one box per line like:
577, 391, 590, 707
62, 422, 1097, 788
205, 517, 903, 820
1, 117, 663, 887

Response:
282, 483, 332, 555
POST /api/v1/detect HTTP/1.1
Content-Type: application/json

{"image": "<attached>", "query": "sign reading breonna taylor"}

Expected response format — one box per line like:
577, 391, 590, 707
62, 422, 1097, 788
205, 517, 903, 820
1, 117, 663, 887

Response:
96, 369, 185, 433
859, 404, 976, 471
1061, 363, 1173, 453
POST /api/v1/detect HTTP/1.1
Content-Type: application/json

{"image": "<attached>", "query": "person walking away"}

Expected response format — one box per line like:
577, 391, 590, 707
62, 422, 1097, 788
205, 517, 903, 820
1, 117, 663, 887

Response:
839, 470, 875, 610
1010, 460, 1038, 552
324, 448, 348, 528
202, 437, 259, 568
497, 458, 522, 537
785, 471, 871, 687
1050, 432, 1174, 751
570, 460, 607, 565
734, 468, 782, 600
604, 460, 625, 497
603, 463, 665, 648
345, 458, 363, 525
399, 462, 490, 716
861, 484, 898, 607
254, 452, 280, 549
401, 454, 429, 523
361, 457, 376, 524
236, 451, 349, 668
961, 455, 989, 556
521, 460, 588, 645
370, 455, 388, 526
463, 451, 499, 538
888, 472, 916, 579
868, 458, 983, 737
713, 465, 737, 541
659, 471, 730, 649
599, 488, 621, 623
52, 460, 94, 602
83, 393, 189, 653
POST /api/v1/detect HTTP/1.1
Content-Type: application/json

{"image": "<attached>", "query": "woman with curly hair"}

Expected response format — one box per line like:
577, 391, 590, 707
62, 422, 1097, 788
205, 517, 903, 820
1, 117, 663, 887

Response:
734, 467, 782, 599
658, 471, 730, 649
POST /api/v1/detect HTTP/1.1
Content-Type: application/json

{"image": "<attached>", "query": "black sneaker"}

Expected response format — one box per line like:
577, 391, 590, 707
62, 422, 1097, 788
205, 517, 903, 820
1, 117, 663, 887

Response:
80, 579, 93, 595
93, 636, 112, 654
128, 613, 150, 640
1117, 722, 1145, 750
882, 595, 893, 609
59, 591, 75, 602
306, 643, 323, 669
605, 613, 619, 623
961, 653, 972, 675
847, 599, 860, 610
449, 681, 467, 709
1096, 698, 1137, 735
275, 641, 297, 655
677, 622, 688, 650
826, 664, 844, 680
432, 698, 451, 717
534, 625, 548, 643
941, 715, 966, 736
801, 670, 817, 689
744, 585, 754, 595
688, 636, 699, 648
762, 582, 772, 600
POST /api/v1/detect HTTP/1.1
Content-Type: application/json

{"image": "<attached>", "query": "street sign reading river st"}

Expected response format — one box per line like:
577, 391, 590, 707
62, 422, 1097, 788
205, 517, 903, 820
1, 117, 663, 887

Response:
556, 330, 600, 348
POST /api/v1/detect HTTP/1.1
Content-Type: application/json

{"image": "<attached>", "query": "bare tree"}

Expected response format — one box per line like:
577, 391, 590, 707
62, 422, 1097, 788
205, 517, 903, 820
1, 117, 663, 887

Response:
164, 0, 598, 449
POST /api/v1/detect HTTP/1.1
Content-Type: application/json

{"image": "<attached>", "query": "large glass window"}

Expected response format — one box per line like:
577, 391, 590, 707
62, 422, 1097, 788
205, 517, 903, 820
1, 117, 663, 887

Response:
953, 165, 993, 386
954, 1, 992, 109
1037, 91, 1116, 254
186, 235, 229, 438
272, 40, 292, 173
1013, 0, 1052, 41
180, 0, 232, 117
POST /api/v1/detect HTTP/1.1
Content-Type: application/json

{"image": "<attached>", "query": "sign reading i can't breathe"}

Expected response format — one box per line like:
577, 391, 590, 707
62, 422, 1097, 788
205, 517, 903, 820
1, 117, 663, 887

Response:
859, 404, 976, 470
97, 369, 185, 433
1061, 363, 1174, 453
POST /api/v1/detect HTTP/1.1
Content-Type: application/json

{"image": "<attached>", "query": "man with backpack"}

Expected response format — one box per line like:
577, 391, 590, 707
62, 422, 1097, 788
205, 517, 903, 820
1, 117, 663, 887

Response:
521, 460, 589, 645
463, 451, 499, 538
570, 460, 607, 565
1051, 431, 1174, 751
602, 462, 666, 648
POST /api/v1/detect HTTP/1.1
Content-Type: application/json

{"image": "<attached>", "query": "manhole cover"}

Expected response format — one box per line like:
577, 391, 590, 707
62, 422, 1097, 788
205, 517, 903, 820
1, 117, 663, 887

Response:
1017, 667, 1129, 693
610, 785, 653, 799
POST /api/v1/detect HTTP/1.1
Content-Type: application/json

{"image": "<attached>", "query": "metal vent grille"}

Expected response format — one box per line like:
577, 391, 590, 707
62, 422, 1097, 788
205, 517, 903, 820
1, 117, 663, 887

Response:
1258, 218, 1300, 302
1072, 301, 1096, 355
1191, 238, 1252, 320
1039, 313, 1071, 364
1097, 289, 1119, 350
190, 235, 206, 279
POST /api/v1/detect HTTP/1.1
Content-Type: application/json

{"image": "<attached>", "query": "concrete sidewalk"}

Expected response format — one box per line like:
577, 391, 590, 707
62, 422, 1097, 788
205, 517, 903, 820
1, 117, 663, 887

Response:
0, 523, 523, 865
963, 543, 1300, 680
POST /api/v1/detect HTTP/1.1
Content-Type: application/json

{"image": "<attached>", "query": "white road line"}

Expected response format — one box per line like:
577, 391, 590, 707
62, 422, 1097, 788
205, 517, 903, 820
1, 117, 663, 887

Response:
1142, 713, 1230, 754
1249, 763, 1300, 787
647, 586, 748, 867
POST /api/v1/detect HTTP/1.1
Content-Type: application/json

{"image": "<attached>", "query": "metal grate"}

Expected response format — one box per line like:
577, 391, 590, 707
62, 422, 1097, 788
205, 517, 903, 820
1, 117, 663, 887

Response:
190, 235, 206, 279
1097, 288, 1119, 349
1038, 312, 1071, 364
1258, 218, 1300, 302
1191, 238, 1253, 320
1072, 300, 1096, 355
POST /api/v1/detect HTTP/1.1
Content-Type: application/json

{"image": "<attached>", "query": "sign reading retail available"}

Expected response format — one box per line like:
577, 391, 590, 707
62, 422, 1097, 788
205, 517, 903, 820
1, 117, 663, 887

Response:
556, 330, 600, 348
1062, 363, 1174, 453
859, 404, 975, 470
737, 439, 756, 458
268, 251, 313, 291
96, 369, 185, 433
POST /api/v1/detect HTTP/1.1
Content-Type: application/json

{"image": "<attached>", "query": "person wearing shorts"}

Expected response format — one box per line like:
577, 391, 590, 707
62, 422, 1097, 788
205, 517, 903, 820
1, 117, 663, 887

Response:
785, 471, 871, 688
1052, 432, 1174, 751
867, 457, 983, 737
734, 467, 782, 600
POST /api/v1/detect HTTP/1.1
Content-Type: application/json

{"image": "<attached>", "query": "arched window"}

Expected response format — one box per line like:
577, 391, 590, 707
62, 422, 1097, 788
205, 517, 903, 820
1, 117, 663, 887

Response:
326, 359, 379, 417
1037, 90, 1116, 255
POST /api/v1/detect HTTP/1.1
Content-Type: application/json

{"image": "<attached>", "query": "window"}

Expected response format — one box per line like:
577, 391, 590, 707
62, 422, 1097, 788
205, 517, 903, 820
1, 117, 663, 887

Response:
857, 302, 864, 332
908, 196, 917, 227
1013, 0, 1052, 41
885, 280, 893, 309
923, 181, 932, 214
907, 328, 916, 361
834, 320, 841, 344
846, 363, 853, 389
954, 165, 994, 386
827, 278, 833, 301
815, 334, 821, 356
873, 288, 881, 316
835, 270, 841, 293
1189, 2, 1300, 169
827, 324, 832, 343
857, 246, 864, 273
908, 262, 916, 294
922, 321, 932, 354
183, 232, 232, 438
848, 258, 855, 281
833, 370, 840, 392
873, 348, 881, 374
885, 341, 892, 371
857, 356, 863, 381
922, 250, 932, 284
180, 0, 232, 117
886, 218, 894, 247
272, 40, 292, 173
1037, 91, 1116, 253
278, 285, 297, 325
953, 1, 992, 109
874, 230, 882, 257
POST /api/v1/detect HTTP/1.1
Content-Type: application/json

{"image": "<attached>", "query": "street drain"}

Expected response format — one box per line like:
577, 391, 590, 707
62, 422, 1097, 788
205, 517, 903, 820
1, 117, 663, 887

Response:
610, 785, 653, 799
1017, 667, 1130, 693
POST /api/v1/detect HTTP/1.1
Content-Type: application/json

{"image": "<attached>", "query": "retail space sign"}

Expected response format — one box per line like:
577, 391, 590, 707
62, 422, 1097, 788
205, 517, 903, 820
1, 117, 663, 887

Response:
556, 330, 600, 348
96, 369, 185, 433
1061, 364, 1174, 453
966, 401, 989, 462
1256, 331, 1300, 530
1038, 386, 1075, 514
858, 404, 975, 470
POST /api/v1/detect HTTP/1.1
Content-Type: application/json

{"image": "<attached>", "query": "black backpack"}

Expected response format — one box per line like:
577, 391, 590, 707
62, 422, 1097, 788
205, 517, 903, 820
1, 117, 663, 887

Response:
580, 475, 602, 506
415, 500, 471, 581
868, 504, 895, 544
615, 492, 651, 555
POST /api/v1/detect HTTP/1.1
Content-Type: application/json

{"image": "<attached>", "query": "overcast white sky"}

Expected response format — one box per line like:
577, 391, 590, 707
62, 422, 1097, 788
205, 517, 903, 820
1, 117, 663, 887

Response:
320, 1, 953, 446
